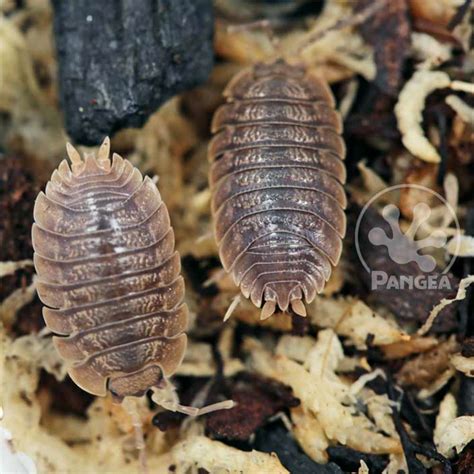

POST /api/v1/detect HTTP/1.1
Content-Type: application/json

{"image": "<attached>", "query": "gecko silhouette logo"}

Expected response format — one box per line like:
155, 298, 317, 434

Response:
355, 184, 460, 291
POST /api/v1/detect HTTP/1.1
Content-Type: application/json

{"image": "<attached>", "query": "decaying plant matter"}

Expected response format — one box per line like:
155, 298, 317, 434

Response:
0, 0, 473, 472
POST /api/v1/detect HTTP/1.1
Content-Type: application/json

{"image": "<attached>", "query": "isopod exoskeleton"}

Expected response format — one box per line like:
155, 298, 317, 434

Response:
209, 60, 347, 320
32, 138, 189, 400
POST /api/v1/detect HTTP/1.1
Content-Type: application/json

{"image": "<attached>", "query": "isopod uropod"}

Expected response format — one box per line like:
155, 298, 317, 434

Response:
209, 59, 347, 320
33, 138, 233, 416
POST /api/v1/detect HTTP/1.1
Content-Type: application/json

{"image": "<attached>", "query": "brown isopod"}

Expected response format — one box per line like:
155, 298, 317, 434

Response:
209, 59, 347, 320
32, 138, 233, 466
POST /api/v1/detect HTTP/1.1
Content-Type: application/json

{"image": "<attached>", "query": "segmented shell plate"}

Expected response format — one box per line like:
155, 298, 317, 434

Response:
33, 141, 187, 398
209, 60, 347, 317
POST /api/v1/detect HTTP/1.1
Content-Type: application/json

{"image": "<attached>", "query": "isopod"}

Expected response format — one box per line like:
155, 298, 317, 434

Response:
33, 138, 233, 415
209, 60, 347, 320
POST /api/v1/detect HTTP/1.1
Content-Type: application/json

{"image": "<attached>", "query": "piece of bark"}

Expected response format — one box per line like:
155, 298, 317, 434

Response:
358, 0, 411, 96
53, 0, 214, 145
206, 374, 299, 441
396, 337, 458, 388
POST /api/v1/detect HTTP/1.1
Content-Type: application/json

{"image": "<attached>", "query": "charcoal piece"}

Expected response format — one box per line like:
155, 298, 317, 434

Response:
387, 377, 450, 474
327, 446, 388, 473
461, 337, 474, 357
458, 207, 474, 338
53, 0, 214, 145
181, 255, 220, 297
254, 422, 343, 474
353, 205, 459, 333
458, 376, 474, 416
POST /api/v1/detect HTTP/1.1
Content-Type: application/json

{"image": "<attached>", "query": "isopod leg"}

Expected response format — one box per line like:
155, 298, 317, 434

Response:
122, 397, 148, 474
151, 377, 234, 416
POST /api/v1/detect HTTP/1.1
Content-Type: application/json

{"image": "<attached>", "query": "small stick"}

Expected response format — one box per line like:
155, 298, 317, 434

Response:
223, 294, 241, 322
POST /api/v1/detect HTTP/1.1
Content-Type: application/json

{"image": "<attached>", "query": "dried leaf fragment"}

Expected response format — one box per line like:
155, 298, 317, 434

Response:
396, 336, 459, 388
205, 376, 299, 441
381, 336, 438, 359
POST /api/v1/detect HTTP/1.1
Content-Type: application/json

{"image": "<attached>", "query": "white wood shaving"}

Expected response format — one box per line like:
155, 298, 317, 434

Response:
436, 416, 474, 458
358, 460, 370, 474
169, 435, 289, 473
418, 275, 474, 335
338, 78, 359, 119
276, 335, 316, 363
395, 70, 451, 163
365, 392, 398, 438
446, 235, 474, 257
434, 393, 457, 449
411, 32, 452, 69
450, 353, 474, 377
176, 340, 243, 377
383, 453, 408, 474
291, 406, 329, 463
310, 297, 409, 348
0, 279, 36, 329
7, 333, 67, 381
349, 369, 386, 397
451, 80, 474, 94
445, 95, 474, 125
245, 334, 402, 453
0, 260, 33, 278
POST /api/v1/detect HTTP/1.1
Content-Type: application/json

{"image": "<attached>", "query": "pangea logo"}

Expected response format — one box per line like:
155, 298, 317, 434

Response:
355, 185, 460, 291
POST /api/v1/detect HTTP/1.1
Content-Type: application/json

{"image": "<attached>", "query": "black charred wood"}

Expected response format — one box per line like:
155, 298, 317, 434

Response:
52, 0, 214, 145
326, 446, 388, 473
254, 422, 343, 474
458, 376, 474, 416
